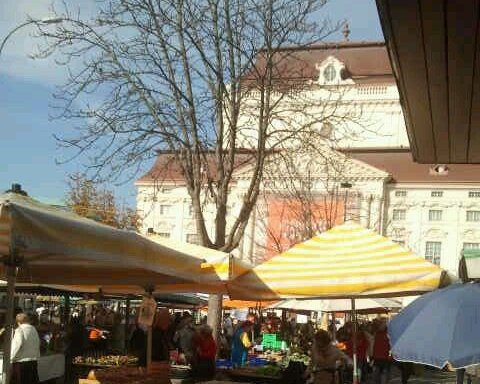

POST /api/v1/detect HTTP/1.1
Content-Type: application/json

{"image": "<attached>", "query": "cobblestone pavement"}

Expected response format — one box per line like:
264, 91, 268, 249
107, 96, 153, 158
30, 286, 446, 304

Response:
378, 366, 458, 384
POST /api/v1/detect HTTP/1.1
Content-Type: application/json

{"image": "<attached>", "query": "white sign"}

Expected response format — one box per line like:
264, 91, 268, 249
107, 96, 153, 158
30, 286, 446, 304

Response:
296, 314, 308, 324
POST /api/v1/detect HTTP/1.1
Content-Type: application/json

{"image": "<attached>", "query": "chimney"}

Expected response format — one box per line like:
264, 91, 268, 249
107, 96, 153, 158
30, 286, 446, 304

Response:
342, 22, 351, 42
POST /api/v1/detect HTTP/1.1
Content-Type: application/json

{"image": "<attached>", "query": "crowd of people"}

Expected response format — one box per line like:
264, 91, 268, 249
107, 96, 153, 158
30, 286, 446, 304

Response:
219, 312, 410, 384
129, 310, 218, 381
4, 305, 415, 384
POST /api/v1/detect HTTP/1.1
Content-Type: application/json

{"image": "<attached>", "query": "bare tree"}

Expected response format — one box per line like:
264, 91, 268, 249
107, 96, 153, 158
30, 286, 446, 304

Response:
32, 0, 354, 336
253, 145, 351, 261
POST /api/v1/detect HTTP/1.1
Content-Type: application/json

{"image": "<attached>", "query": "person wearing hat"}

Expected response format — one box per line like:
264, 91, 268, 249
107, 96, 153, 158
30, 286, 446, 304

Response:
231, 321, 253, 368
10, 313, 41, 384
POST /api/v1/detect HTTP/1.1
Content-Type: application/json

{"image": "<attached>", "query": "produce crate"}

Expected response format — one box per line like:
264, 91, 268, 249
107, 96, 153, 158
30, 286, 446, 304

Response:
262, 334, 277, 343
216, 359, 233, 369
262, 334, 283, 350
248, 357, 268, 367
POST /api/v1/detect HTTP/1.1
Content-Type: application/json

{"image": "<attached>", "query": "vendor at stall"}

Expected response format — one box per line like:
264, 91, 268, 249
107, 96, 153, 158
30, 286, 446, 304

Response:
231, 320, 253, 368
11, 313, 41, 384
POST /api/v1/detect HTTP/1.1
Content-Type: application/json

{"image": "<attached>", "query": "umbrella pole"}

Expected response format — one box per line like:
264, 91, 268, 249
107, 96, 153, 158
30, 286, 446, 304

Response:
2, 263, 17, 384
332, 312, 337, 341
351, 298, 359, 384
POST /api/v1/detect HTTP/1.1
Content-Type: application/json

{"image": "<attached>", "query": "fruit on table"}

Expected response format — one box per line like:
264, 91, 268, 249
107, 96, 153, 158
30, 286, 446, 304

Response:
87, 370, 97, 380
280, 353, 311, 368
74, 355, 139, 366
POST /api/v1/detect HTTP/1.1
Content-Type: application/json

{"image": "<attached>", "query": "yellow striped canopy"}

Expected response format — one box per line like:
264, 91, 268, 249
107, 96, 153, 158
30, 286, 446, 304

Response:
147, 234, 252, 281
0, 192, 225, 292
228, 222, 445, 300
67, 235, 253, 294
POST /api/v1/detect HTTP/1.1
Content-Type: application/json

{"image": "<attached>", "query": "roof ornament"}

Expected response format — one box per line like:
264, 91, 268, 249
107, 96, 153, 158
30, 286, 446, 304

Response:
342, 22, 350, 42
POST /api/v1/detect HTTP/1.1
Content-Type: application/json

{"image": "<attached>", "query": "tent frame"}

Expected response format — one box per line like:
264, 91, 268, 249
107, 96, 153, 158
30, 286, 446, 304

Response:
2, 242, 20, 384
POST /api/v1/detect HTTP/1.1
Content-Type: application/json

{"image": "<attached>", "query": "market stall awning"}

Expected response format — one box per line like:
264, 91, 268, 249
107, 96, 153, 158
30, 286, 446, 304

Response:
269, 298, 402, 313
60, 235, 253, 294
0, 192, 221, 289
147, 234, 252, 281
222, 299, 277, 309
228, 222, 446, 300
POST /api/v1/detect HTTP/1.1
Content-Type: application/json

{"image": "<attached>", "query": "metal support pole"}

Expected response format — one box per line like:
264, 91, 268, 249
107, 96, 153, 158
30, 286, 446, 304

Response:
332, 312, 337, 342
145, 290, 154, 369
351, 298, 359, 384
64, 294, 70, 324
125, 298, 131, 353
2, 264, 17, 384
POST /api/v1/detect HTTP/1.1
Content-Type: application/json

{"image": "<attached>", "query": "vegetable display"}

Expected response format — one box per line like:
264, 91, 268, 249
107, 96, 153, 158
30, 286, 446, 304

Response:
255, 365, 282, 377
280, 352, 311, 368
74, 355, 138, 366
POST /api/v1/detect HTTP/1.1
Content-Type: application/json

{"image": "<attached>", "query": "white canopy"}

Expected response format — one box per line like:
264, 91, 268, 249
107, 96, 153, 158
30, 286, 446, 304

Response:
269, 298, 402, 312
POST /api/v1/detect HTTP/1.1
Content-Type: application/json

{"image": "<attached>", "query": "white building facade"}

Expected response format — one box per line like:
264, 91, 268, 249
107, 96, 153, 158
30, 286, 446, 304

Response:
136, 42, 480, 277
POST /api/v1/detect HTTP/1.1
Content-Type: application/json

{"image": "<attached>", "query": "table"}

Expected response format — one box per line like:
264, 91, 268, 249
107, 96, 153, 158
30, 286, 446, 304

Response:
0, 353, 65, 383
93, 366, 171, 384
227, 368, 281, 383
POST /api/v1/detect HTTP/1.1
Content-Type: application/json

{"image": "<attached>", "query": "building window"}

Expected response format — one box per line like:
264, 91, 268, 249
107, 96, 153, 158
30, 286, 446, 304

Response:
188, 205, 194, 216
428, 210, 443, 221
156, 232, 170, 238
395, 191, 407, 197
186, 233, 200, 244
323, 64, 336, 82
392, 209, 406, 221
469, 191, 480, 198
464, 242, 480, 250
466, 210, 480, 222
159, 205, 171, 215
425, 241, 441, 265
431, 191, 443, 198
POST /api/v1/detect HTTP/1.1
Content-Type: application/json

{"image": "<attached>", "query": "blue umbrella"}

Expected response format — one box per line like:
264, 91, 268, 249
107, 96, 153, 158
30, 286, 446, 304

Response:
388, 283, 480, 369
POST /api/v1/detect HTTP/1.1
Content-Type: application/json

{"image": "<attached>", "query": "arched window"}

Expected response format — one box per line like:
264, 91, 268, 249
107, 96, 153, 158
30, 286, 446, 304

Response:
323, 64, 336, 82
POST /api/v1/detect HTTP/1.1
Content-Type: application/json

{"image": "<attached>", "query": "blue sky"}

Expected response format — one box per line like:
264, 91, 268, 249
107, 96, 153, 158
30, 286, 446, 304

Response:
0, 0, 383, 206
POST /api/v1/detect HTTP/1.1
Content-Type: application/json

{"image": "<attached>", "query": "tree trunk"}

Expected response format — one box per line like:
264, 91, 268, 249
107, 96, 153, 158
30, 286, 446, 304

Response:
207, 293, 223, 348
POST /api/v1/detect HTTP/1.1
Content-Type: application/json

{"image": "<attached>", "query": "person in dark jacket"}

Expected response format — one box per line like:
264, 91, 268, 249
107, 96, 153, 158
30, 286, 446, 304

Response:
129, 323, 147, 367
372, 319, 392, 384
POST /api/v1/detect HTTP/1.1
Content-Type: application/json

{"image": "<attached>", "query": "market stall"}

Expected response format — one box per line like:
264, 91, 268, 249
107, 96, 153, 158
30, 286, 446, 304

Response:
0, 189, 232, 384
228, 222, 447, 384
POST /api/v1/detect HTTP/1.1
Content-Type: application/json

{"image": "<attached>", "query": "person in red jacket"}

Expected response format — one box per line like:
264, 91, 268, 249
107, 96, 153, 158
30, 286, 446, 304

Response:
192, 324, 217, 380
344, 323, 369, 384
372, 318, 392, 384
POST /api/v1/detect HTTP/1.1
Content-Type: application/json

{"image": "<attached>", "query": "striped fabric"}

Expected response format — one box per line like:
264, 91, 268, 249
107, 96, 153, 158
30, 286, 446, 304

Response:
146, 234, 252, 281
0, 192, 229, 292
228, 222, 445, 300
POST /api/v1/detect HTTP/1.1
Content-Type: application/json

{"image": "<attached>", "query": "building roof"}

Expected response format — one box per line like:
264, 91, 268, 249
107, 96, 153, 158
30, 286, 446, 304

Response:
136, 151, 256, 184
243, 41, 393, 82
348, 148, 480, 184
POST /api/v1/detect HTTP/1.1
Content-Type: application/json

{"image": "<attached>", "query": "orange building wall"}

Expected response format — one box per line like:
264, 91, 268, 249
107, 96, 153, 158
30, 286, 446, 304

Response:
263, 196, 345, 259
